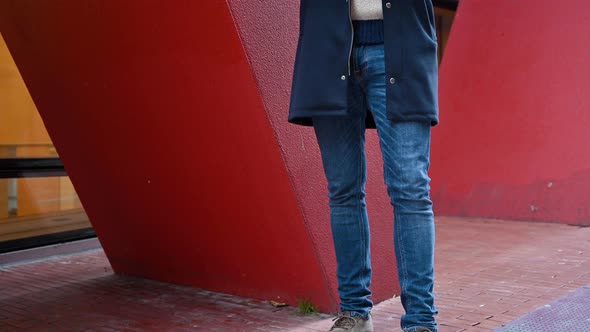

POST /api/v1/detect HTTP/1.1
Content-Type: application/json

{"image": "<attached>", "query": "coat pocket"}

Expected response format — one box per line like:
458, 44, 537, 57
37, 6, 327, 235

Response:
420, 0, 438, 42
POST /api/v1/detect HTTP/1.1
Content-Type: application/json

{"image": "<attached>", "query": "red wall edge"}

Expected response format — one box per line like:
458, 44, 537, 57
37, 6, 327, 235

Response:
0, 0, 334, 310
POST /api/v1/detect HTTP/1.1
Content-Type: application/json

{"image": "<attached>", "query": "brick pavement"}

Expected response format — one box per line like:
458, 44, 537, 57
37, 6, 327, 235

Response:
0, 217, 589, 332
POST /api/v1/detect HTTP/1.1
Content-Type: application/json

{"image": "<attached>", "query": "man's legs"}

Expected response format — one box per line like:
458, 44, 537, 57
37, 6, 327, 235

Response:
363, 44, 438, 332
313, 43, 437, 331
312, 70, 373, 318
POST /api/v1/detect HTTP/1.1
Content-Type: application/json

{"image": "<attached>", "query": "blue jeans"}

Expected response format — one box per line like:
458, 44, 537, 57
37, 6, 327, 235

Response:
312, 44, 438, 332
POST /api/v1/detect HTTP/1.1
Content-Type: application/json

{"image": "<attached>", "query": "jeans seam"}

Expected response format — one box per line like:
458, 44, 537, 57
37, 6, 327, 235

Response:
354, 59, 370, 313
386, 167, 409, 318
397, 197, 412, 319
357, 95, 369, 314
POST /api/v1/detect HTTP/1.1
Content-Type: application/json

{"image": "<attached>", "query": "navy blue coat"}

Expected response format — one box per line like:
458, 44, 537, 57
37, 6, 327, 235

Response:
288, 0, 439, 128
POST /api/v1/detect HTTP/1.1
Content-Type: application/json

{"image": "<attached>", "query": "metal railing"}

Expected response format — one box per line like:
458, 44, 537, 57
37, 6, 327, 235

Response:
0, 143, 65, 178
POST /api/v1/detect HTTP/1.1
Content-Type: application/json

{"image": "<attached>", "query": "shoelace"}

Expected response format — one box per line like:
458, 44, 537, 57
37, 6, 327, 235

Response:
331, 315, 358, 329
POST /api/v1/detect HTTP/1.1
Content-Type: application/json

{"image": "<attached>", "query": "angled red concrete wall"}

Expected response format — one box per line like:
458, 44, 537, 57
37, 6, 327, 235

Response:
432, 0, 590, 225
227, 1, 398, 306
0, 0, 399, 312
0, 1, 334, 310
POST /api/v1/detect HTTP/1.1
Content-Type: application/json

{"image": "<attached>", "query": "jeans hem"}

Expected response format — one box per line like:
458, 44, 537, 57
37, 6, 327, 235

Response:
342, 310, 371, 319
402, 326, 438, 332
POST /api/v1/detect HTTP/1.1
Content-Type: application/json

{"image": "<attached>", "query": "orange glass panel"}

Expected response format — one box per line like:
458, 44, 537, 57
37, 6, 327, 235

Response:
0, 33, 91, 243
0, 33, 55, 158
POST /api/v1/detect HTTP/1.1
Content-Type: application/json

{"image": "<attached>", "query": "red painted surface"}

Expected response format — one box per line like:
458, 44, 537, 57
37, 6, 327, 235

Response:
0, 1, 332, 310
432, 0, 590, 225
227, 0, 398, 305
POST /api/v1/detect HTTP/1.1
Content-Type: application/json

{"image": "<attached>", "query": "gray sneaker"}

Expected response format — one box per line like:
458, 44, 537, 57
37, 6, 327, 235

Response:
329, 312, 374, 332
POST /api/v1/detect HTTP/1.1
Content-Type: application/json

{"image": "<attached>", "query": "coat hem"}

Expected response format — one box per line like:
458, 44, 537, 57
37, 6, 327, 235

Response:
288, 109, 349, 127
288, 109, 439, 128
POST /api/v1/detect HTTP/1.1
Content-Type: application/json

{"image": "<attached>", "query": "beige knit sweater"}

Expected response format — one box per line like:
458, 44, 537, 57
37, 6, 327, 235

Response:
351, 0, 384, 20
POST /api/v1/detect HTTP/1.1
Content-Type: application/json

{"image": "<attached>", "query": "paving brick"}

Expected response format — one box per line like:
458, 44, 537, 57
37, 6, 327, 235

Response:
0, 217, 588, 331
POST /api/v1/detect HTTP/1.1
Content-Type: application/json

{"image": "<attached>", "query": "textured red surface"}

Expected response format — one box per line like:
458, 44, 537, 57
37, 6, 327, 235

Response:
0, 1, 331, 310
432, 0, 590, 225
227, 0, 398, 306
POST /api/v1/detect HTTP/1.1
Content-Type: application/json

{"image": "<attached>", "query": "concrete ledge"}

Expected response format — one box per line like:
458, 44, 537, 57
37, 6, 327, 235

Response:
0, 237, 102, 267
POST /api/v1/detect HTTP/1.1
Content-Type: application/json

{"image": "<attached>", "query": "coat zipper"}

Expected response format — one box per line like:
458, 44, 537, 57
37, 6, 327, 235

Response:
347, 0, 354, 76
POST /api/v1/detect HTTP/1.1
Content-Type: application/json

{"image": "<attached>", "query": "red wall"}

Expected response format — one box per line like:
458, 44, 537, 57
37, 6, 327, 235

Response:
0, 1, 333, 310
432, 0, 590, 226
0, 0, 398, 312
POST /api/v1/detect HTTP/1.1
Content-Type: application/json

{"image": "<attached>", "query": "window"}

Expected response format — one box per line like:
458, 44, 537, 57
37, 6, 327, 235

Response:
0, 33, 94, 253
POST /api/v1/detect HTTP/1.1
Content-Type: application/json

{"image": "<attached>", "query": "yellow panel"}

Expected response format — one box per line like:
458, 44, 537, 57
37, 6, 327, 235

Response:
0, 33, 52, 146
59, 177, 82, 210
16, 146, 58, 158
17, 178, 61, 217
